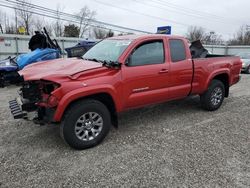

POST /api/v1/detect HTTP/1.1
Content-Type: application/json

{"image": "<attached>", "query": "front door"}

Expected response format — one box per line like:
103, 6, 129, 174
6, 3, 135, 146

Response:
122, 40, 170, 109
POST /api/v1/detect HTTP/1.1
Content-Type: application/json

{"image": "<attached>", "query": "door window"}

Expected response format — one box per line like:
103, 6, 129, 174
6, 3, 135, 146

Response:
129, 40, 165, 66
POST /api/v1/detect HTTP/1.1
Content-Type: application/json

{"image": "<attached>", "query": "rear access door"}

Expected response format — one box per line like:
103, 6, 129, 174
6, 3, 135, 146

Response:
168, 39, 193, 99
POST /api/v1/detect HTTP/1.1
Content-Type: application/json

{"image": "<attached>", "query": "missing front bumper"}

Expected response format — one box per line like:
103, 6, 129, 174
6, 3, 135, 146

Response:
9, 98, 56, 124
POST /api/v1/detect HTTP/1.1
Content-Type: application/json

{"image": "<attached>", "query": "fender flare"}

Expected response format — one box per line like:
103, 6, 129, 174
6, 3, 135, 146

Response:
53, 85, 120, 122
204, 69, 230, 91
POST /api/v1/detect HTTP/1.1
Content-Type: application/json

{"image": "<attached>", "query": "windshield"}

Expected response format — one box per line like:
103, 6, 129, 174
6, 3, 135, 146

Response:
83, 39, 131, 62
237, 52, 250, 59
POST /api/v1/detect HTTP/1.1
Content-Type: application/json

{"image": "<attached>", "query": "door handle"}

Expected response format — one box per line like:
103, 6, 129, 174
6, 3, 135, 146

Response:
159, 69, 169, 74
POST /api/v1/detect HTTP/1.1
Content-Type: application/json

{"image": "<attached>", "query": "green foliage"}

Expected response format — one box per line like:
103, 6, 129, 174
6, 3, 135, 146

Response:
64, 24, 80, 37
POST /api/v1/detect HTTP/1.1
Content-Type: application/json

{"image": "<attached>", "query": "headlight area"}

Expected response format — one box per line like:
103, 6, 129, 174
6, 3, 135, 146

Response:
20, 80, 61, 124
36, 80, 61, 108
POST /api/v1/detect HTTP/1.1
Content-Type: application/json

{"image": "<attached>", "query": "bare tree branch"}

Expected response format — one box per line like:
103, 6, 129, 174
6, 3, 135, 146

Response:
33, 17, 45, 32
0, 10, 3, 33
228, 25, 250, 45
186, 26, 223, 45
77, 6, 96, 38
52, 5, 64, 37
186, 26, 207, 42
15, 0, 34, 35
33, 17, 53, 36
93, 28, 114, 39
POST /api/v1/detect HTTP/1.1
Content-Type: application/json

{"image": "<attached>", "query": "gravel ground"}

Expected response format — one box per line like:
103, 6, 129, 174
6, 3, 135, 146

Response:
0, 75, 249, 188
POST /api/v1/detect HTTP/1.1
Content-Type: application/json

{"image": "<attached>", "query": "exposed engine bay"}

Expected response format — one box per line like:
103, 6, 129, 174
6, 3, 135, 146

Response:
9, 80, 59, 124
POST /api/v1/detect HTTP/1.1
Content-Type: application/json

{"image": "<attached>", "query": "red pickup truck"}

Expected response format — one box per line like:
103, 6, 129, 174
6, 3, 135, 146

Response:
9, 34, 242, 149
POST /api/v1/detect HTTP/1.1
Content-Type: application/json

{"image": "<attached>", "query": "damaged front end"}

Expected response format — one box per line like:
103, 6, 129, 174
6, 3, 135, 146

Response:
9, 80, 60, 124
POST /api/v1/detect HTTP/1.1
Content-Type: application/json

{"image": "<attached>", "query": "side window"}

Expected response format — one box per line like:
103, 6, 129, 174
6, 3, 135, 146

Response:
129, 40, 164, 66
169, 39, 186, 62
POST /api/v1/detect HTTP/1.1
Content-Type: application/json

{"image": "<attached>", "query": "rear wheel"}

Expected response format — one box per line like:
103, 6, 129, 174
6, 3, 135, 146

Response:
60, 99, 111, 150
200, 79, 225, 111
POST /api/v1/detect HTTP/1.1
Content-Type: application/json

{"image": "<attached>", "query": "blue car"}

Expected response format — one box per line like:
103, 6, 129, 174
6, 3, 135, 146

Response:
0, 28, 61, 87
0, 27, 97, 87
65, 40, 97, 58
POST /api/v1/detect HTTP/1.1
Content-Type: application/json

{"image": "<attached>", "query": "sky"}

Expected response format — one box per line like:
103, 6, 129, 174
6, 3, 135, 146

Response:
1, 0, 250, 40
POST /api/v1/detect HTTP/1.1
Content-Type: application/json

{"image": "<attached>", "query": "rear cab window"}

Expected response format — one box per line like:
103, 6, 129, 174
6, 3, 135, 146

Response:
169, 39, 186, 62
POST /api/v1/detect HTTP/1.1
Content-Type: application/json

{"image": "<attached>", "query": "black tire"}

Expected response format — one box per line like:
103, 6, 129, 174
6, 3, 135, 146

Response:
200, 79, 225, 111
60, 99, 111, 150
246, 66, 250, 74
0, 72, 5, 88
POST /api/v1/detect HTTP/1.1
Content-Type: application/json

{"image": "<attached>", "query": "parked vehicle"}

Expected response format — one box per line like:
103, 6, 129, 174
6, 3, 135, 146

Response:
9, 34, 242, 149
0, 28, 61, 87
65, 40, 97, 58
237, 52, 250, 74
0, 30, 96, 87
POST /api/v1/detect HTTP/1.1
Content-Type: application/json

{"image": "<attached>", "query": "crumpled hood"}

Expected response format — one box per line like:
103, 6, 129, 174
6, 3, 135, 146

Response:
19, 58, 103, 81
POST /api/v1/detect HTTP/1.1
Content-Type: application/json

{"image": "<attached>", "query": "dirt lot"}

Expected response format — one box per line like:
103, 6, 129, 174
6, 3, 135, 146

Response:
0, 75, 249, 188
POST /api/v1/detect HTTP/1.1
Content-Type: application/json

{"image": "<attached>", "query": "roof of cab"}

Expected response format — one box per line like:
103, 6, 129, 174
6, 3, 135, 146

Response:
108, 34, 186, 41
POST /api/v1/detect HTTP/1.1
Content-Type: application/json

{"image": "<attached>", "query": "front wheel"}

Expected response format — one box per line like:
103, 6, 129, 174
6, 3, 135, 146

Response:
60, 99, 111, 150
200, 80, 225, 111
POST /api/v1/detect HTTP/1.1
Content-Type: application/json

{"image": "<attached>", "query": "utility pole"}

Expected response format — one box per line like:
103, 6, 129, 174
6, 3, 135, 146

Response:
0, 24, 3, 34
210, 31, 215, 53
15, 8, 18, 34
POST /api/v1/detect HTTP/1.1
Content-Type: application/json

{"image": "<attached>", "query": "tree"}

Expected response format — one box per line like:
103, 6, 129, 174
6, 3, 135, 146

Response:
3, 13, 15, 34
186, 26, 223, 45
33, 17, 53, 35
93, 28, 106, 39
15, 0, 34, 35
118, 32, 134, 36
186, 26, 207, 42
93, 28, 114, 39
228, 25, 250, 45
64, 24, 80, 37
53, 5, 64, 37
33, 17, 45, 32
77, 6, 96, 38
106, 29, 114, 37
0, 10, 4, 33
43, 21, 53, 36
204, 32, 223, 45
5, 23, 16, 34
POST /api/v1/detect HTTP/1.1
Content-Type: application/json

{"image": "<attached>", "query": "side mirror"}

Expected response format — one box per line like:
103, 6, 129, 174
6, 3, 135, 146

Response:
125, 55, 132, 66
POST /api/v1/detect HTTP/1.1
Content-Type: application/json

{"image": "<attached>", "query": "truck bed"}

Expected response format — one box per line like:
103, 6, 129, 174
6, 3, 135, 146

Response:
191, 56, 242, 95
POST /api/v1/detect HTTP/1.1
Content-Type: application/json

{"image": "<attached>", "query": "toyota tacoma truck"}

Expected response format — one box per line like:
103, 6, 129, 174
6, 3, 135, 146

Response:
9, 34, 242, 150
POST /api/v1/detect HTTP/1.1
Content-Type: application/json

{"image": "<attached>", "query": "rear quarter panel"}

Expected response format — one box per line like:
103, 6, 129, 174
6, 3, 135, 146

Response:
192, 56, 242, 95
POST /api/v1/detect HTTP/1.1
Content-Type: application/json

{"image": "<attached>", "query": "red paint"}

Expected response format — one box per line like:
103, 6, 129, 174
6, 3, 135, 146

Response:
19, 34, 242, 122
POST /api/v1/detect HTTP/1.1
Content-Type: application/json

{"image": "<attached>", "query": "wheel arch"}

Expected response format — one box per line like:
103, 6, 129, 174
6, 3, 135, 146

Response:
53, 88, 119, 127
207, 71, 230, 97
212, 73, 229, 97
